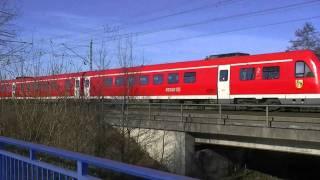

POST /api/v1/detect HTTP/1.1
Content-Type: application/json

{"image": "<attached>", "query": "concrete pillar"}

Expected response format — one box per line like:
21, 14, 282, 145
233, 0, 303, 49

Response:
126, 128, 195, 176
173, 132, 195, 176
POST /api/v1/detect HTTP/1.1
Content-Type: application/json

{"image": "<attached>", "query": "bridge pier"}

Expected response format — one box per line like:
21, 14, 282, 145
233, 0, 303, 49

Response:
128, 128, 195, 176
173, 132, 195, 175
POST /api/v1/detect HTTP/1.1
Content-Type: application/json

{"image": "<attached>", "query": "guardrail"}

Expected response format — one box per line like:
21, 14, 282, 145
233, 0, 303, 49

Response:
101, 102, 320, 131
0, 136, 196, 180
2, 100, 319, 130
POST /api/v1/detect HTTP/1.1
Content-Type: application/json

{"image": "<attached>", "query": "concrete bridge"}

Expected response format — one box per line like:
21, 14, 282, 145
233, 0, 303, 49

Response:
101, 103, 320, 176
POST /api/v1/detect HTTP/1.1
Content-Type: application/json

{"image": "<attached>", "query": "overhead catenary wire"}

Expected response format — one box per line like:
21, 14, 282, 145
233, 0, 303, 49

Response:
38, 0, 240, 43
35, 0, 319, 57
117, 0, 241, 27
0, 33, 14, 38
0, 30, 15, 36
2, 42, 31, 54
64, 0, 320, 45
0, 10, 13, 16
0, 39, 32, 45
138, 15, 320, 46
61, 43, 89, 64
3, 15, 320, 68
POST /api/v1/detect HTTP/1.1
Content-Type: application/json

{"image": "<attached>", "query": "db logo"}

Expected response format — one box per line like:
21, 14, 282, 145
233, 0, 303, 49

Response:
296, 80, 303, 89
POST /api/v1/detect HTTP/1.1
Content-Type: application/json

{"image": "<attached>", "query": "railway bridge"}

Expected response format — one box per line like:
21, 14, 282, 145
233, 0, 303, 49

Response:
102, 103, 320, 176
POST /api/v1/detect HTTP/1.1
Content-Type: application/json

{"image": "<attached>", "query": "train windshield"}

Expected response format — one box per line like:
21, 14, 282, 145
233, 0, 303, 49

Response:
316, 53, 320, 61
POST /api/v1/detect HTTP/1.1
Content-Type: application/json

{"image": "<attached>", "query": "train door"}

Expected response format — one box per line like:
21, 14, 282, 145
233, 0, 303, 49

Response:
84, 77, 90, 98
12, 83, 16, 97
217, 65, 230, 101
74, 77, 81, 98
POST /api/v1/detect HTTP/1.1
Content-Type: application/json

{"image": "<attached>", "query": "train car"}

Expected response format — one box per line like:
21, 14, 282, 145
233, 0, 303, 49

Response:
0, 50, 319, 104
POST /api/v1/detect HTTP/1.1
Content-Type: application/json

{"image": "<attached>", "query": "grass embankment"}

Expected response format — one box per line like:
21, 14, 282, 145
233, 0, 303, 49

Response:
0, 100, 165, 179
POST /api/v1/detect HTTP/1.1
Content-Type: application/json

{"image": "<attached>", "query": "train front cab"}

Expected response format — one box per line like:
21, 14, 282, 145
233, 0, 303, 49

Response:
283, 52, 320, 105
217, 51, 320, 105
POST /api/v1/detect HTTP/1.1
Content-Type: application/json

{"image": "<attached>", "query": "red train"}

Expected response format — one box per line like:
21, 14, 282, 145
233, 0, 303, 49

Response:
0, 50, 319, 104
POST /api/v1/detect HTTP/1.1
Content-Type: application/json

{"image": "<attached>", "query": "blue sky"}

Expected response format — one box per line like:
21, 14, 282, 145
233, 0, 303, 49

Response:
12, 0, 320, 70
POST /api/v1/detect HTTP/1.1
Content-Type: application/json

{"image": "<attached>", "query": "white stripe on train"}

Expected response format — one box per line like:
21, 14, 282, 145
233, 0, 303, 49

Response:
2, 93, 320, 100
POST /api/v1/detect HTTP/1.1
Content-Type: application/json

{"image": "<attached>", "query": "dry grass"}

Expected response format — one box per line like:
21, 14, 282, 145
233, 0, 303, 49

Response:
0, 99, 165, 178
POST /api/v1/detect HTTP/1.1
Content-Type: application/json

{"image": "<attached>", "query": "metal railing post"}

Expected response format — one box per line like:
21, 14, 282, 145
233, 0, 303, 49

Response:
180, 104, 183, 122
148, 103, 151, 121
77, 161, 88, 180
29, 148, 36, 179
219, 104, 222, 124
101, 100, 104, 113
0, 143, 3, 179
29, 149, 36, 160
266, 105, 269, 127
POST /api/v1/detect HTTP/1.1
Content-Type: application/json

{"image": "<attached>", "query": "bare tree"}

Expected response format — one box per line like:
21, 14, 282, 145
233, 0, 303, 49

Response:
0, 0, 35, 79
95, 25, 119, 70
288, 22, 320, 55
0, 0, 16, 45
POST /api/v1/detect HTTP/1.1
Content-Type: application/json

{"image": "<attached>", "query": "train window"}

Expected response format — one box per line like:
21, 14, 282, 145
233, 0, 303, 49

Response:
295, 61, 314, 78
34, 82, 39, 91
168, 73, 179, 84
40, 82, 46, 91
104, 77, 113, 87
184, 72, 196, 83
39, 82, 43, 90
219, 70, 228, 81
23, 84, 26, 91
23, 84, 26, 92
139, 75, 149, 85
12, 84, 16, 91
153, 74, 163, 85
1, 85, 5, 93
27, 83, 31, 92
65, 79, 72, 89
84, 79, 90, 87
240, 68, 255, 80
115, 77, 124, 86
50, 81, 58, 90
45, 82, 49, 90
262, 66, 279, 80
128, 76, 135, 86
75, 79, 80, 88
305, 65, 314, 77
42, 82, 49, 91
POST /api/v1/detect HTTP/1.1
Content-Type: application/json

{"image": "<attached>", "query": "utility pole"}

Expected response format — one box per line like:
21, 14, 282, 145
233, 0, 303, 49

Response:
89, 39, 93, 71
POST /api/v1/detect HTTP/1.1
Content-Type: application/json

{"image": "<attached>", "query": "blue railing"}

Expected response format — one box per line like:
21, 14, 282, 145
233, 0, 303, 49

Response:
0, 136, 196, 180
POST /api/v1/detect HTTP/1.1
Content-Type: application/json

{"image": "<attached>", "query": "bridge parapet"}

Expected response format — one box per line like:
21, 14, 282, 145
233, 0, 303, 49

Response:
0, 136, 196, 180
